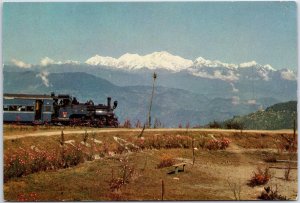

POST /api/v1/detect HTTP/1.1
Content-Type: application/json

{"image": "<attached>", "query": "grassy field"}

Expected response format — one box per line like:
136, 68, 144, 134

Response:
3, 125, 298, 201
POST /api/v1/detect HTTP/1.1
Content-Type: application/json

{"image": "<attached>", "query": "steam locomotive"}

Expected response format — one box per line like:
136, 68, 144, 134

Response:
3, 93, 119, 127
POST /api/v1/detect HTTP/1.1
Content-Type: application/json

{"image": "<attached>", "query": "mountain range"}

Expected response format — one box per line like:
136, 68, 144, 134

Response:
4, 51, 297, 127
10, 51, 297, 81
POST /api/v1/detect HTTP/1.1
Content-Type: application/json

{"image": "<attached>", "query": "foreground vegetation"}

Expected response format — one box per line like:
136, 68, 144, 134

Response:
3, 125, 298, 200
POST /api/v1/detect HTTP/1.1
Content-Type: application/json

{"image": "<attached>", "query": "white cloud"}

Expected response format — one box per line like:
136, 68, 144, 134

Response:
40, 57, 57, 67
214, 70, 239, 82
239, 61, 257, 68
257, 69, 270, 81
232, 96, 240, 105
230, 82, 239, 93
247, 99, 256, 105
263, 64, 276, 71
65, 60, 80, 65
11, 59, 32, 69
192, 70, 239, 82
280, 69, 297, 80
40, 57, 80, 66
36, 71, 51, 87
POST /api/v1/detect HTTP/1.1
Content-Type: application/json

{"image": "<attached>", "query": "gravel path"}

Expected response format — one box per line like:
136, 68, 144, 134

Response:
3, 128, 294, 140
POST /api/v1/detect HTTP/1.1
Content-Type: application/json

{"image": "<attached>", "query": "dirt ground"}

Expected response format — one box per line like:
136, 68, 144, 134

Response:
3, 125, 294, 139
3, 125, 298, 200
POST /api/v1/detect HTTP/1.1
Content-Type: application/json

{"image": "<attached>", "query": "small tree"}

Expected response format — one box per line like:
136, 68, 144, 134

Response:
83, 129, 88, 144
123, 119, 132, 128
227, 178, 242, 200
135, 120, 142, 128
209, 120, 222, 128
225, 120, 244, 130
154, 118, 162, 128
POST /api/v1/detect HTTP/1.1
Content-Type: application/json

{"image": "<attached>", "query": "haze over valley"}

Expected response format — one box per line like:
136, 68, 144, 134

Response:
4, 51, 297, 127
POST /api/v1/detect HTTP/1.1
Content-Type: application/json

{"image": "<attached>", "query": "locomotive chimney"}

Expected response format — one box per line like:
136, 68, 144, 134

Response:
107, 97, 111, 110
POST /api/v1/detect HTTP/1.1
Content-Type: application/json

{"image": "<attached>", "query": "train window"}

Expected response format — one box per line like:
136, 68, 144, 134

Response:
3, 105, 8, 111
8, 105, 18, 111
26, 106, 34, 112
44, 105, 52, 112
17, 106, 26, 111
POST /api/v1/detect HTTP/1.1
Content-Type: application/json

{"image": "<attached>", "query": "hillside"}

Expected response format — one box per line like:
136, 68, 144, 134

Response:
4, 71, 282, 127
222, 101, 297, 130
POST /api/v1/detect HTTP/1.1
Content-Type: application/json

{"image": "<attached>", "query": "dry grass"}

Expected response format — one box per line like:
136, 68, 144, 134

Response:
3, 125, 298, 201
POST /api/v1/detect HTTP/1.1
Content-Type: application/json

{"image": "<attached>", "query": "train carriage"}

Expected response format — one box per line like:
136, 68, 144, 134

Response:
3, 93, 53, 124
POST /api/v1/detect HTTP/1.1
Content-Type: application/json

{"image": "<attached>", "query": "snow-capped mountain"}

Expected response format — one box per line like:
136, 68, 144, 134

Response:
8, 51, 297, 82
85, 51, 193, 72
84, 51, 296, 81
85, 55, 118, 67
192, 57, 238, 69
189, 57, 282, 82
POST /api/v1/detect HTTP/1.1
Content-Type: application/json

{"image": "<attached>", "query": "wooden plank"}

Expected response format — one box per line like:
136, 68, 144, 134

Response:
173, 163, 187, 167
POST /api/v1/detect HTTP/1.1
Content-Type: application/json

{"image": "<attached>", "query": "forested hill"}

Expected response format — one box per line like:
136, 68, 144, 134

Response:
223, 101, 297, 130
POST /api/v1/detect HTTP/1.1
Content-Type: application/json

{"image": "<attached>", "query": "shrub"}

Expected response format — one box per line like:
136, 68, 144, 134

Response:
154, 119, 163, 128
62, 146, 85, 167
208, 120, 222, 128
206, 140, 220, 150
135, 120, 142, 128
109, 177, 124, 192
198, 136, 207, 149
225, 120, 244, 130
108, 157, 135, 192
248, 166, 271, 187
157, 154, 175, 168
17, 192, 38, 201
258, 186, 288, 200
280, 134, 297, 153
206, 138, 230, 150
120, 158, 135, 184
219, 138, 230, 149
133, 134, 192, 150
4, 154, 27, 181
123, 119, 132, 128
227, 179, 242, 200
4, 144, 86, 182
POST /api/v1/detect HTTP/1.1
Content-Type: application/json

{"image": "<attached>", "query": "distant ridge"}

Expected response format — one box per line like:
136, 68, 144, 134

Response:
222, 101, 297, 130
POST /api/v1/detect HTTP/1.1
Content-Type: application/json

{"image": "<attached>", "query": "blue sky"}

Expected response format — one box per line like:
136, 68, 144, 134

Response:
3, 2, 298, 70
